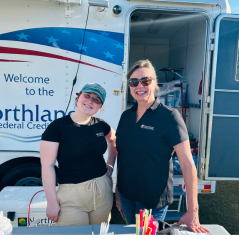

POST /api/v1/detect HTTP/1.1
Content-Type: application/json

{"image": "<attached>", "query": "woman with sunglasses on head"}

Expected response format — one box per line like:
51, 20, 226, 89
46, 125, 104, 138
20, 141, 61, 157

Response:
115, 60, 209, 233
40, 83, 116, 226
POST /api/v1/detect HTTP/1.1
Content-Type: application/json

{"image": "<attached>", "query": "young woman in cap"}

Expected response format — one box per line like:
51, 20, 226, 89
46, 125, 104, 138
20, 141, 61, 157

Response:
115, 60, 210, 233
40, 83, 116, 226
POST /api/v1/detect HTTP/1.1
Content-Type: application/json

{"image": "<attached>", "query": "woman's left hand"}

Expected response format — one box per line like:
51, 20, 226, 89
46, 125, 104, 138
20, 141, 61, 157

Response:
174, 210, 210, 233
106, 164, 113, 179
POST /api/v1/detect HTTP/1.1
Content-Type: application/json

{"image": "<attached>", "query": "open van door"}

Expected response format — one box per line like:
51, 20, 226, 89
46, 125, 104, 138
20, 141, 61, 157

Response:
205, 15, 239, 180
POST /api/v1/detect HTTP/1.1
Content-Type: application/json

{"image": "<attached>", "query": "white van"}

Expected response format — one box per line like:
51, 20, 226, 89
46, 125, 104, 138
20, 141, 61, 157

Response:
0, 0, 238, 220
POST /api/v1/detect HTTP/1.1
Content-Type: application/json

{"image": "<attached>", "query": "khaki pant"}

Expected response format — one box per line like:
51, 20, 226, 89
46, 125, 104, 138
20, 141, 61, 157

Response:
55, 174, 113, 226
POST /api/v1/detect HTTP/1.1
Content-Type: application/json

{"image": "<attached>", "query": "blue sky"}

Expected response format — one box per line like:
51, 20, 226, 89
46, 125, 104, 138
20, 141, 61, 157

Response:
228, 0, 239, 13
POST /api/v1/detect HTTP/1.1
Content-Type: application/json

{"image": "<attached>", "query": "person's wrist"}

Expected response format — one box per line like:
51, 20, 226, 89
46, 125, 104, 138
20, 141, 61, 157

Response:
115, 190, 120, 199
107, 163, 114, 169
47, 198, 58, 205
187, 205, 199, 214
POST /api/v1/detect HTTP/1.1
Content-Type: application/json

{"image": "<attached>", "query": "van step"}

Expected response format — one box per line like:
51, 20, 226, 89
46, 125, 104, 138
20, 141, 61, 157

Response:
173, 186, 185, 196
165, 212, 184, 221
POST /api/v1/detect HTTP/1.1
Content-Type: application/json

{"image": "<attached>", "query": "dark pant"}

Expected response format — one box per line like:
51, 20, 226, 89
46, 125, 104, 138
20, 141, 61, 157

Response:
119, 192, 168, 225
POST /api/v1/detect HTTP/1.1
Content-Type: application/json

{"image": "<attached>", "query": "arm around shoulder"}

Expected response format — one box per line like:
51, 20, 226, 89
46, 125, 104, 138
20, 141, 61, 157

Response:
105, 127, 117, 176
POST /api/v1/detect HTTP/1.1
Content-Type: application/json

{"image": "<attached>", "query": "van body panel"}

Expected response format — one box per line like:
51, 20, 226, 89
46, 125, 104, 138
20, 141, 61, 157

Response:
0, 0, 125, 152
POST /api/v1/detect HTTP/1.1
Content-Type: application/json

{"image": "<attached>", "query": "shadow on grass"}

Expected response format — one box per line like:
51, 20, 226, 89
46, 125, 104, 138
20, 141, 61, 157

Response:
110, 194, 126, 225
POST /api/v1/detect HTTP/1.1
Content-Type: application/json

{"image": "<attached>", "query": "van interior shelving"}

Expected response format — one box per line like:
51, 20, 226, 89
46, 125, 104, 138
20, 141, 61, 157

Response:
127, 10, 208, 143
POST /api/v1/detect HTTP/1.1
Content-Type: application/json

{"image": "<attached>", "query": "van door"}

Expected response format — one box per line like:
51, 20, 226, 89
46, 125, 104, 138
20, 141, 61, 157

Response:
205, 14, 239, 180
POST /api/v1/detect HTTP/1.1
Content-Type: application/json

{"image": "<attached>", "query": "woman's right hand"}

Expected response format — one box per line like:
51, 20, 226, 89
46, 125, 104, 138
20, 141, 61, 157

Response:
115, 187, 126, 221
46, 201, 60, 222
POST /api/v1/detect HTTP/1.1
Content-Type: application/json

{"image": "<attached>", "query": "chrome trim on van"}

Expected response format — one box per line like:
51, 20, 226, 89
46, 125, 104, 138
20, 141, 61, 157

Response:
198, 13, 213, 180
214, 89, 239, 93
206, 177, 239, 180
213, 114, 239, 118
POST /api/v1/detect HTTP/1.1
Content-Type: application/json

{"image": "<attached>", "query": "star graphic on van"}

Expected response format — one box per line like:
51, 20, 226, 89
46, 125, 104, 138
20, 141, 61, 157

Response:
114, 43, 124, 49
103, 51, 115, 60
76, 43, 88, 52
16, 33, 29, 41
61, 30, 71, 35
45, 36, 59, 44
88, 37, 98, 43
101, 31, 109, 36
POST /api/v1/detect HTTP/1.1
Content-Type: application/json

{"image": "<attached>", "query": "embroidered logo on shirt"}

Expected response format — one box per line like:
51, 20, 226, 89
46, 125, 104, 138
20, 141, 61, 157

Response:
141, 124, 154, 131
96, 132, 104, 137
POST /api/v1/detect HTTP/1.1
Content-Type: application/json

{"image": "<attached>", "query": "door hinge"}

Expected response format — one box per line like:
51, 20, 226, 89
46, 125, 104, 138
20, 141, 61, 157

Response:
210, 32, 215, 40
122, 62, 125, 70
200, 158, 206, 178
65, 5, 71, 18
121, 82, 124, 93
200, 165, 205, 178
210, 43, 215, 51
206, 96, 211, 104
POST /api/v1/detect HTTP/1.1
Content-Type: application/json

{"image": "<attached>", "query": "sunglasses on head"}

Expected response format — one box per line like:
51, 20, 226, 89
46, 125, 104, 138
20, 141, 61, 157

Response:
128, 77, 154, 87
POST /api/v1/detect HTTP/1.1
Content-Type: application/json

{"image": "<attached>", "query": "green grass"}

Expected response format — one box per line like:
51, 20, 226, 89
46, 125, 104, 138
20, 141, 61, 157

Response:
110, 181, 239, 235
197, 181, 239, 235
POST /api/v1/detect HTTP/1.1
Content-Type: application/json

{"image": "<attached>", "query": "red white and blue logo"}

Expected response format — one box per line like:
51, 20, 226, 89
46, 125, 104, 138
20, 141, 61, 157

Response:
0, 27, 124, 69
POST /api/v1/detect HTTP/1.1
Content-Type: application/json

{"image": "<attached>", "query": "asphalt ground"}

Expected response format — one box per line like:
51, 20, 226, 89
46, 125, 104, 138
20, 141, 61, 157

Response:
110, 181, 239, 235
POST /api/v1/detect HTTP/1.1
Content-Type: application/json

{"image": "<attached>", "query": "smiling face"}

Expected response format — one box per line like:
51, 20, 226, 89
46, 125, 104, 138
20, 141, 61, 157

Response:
129, 67, 157, 103
76, 92, 102, 116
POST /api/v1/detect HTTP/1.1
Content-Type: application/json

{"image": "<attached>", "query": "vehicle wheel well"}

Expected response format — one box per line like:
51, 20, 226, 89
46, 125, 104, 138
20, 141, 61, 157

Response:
0, 156, 58, 181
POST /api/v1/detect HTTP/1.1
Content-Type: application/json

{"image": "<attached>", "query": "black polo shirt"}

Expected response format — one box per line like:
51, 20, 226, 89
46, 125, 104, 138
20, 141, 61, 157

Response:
116, 98, 188, 209
41, 115, 110, 184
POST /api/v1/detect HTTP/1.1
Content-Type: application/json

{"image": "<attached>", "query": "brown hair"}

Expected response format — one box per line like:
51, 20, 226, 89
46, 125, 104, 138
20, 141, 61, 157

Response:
75, 92, 81, 108
127, 59, 159, 92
